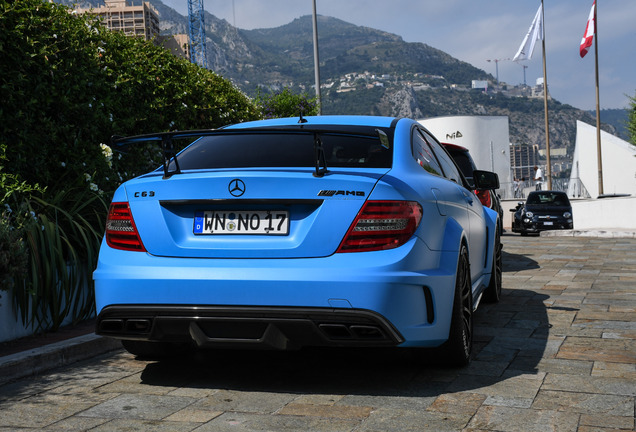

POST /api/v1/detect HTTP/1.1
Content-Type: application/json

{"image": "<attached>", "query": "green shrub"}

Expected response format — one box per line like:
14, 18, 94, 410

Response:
0, 0, 260, 197
12, 185, 108, 331
257, 88, 319, 119
0, 211, 28, 297
0, 0, 261, 331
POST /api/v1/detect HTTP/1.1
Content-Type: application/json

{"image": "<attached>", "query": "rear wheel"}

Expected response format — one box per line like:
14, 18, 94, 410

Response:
438, 244, 473, 366
483, 226, 502, 303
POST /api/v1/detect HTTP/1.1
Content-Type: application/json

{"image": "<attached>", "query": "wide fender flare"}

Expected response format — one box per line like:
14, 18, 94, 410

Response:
438, 217, 468, 276
482, 206, 499, 278
433, 217, 468, 332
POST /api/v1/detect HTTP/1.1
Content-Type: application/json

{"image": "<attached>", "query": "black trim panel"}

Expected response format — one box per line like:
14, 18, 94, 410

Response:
96, 305, 404, 350
160, 199, 323, 207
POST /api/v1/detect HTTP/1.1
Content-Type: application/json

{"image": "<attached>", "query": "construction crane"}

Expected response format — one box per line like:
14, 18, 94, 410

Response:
486, 58, 509, 83
188, 0, 208, 69
520, 64, 528, 86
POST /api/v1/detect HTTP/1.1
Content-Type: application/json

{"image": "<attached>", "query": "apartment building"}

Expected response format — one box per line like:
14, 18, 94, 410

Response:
76, 0, 160, 41
510, 143, 540, 181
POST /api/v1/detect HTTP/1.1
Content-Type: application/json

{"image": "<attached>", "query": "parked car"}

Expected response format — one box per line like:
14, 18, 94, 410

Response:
511, 190, 573, 235
94, 116, 501, 366
441, 142, 503, 231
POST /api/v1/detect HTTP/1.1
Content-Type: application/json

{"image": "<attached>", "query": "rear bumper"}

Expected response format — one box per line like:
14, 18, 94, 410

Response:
513, 220, 573, 233
94, 237, 461, 349
96, 305, 404, 349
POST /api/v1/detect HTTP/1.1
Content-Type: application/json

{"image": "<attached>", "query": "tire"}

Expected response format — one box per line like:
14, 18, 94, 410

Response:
483, 226, 502, 303
438, 244, 473, 367
121, 340, 189, 360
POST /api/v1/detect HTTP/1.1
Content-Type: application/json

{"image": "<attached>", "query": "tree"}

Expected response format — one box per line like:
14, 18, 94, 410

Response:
256, 88, 319, 119
0, 0, 260, 197
0, 0, 260, 331
628, 91, 636, 146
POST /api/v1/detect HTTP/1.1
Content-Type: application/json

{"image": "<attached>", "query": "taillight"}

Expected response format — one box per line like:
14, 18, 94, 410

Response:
337, 201, 422, 253
105, 202, 146, 251
475, 190, 492, 208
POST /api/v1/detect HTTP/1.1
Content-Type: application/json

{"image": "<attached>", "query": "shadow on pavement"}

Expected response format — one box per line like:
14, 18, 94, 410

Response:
137, 288, 549, 398
502, 249, 540, 272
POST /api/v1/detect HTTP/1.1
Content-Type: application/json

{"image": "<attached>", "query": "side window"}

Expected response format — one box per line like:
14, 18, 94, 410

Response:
420, 130, 463, 184
411, 129, 442, 176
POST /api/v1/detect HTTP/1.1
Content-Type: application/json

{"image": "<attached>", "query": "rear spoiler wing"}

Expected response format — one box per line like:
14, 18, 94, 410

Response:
111, 126, 391, 180
111, 130, 217, 179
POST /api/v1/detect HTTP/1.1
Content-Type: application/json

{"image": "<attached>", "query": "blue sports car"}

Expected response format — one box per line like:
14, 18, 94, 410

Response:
94, 116, 501, 366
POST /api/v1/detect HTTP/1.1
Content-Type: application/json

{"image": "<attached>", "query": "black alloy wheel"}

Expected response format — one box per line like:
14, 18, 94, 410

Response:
439, 244, 473, 366
484, 226, 502, 303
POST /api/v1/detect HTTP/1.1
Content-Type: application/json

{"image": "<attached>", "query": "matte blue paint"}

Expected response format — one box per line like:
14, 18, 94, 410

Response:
94, 116, 498, 349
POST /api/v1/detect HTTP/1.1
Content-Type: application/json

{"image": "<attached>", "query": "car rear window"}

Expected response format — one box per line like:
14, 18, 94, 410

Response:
172, 131, 393, 170
527, 192, 571, 205
444, 148, 476, 184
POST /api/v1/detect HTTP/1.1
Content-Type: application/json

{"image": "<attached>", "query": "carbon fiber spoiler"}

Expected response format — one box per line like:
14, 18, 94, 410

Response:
111, 126, 390, 179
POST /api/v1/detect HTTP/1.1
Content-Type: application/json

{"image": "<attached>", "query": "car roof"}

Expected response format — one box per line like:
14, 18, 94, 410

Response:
441, 142, 469, 152
224, 115, 399, 130
528, 190, 568, 197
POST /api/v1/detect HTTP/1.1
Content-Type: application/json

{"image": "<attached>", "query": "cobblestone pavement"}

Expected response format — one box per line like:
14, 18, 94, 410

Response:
0, 234, 634, 431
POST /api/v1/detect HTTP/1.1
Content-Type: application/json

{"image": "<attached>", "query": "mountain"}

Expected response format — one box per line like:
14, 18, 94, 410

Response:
591, 109, 630, 141
58, 0, 622, 156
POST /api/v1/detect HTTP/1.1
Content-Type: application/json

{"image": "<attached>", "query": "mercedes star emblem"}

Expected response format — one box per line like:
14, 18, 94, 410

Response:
228, 179, 246, 197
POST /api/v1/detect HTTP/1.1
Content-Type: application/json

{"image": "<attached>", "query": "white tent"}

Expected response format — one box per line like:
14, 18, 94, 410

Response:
568, 121, 636, 198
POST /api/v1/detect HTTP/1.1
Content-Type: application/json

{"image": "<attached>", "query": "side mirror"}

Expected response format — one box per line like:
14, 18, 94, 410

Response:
473, 170, 500, 190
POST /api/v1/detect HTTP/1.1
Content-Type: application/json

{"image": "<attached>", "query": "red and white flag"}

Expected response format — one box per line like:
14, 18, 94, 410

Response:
580, 1, 596, 58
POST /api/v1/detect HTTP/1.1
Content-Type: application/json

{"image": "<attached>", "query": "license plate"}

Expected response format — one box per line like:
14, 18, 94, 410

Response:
543, 221, 553, 226
194, 210, 289, 235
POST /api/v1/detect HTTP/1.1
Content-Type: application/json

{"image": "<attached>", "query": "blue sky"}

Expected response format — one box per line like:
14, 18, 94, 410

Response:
162, 0, 635, 111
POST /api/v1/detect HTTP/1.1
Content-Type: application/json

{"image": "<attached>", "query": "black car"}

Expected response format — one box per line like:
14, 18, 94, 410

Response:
511, 191, 573, 235
442, 143, 503, 230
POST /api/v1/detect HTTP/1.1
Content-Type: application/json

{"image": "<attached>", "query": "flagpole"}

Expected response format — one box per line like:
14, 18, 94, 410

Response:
312, 0, 322, 115
541, 0, 552, 190
594, 0, 603, 195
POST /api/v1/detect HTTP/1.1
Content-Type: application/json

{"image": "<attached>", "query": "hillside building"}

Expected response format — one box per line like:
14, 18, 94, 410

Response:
510, 143, 540, 182
157, 34, 189, 60
75, 0, 160, 41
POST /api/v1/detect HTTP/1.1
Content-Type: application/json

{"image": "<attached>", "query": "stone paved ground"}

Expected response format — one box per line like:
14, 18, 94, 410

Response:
0, 234, 634, 431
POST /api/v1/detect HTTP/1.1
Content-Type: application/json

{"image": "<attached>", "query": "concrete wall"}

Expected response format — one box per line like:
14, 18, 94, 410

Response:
501, 196, 636, 230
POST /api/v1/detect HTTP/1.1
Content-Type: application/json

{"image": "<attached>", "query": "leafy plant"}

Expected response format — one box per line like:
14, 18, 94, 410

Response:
628, 92, 636, 146
0, 0, 260, 198
13, 186, 108, 332
0, 0, 261, 332
256, 88, 319, 119
0, 212, 28, 298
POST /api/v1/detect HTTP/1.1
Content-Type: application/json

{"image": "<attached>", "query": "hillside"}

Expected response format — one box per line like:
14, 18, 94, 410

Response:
591, 109, 630, 141
154, 6, 617, 155
240, 16, 615, 154
59, 0, 620, 155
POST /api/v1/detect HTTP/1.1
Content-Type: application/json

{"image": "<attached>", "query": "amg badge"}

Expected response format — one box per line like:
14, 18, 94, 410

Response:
318, 190, 365, 197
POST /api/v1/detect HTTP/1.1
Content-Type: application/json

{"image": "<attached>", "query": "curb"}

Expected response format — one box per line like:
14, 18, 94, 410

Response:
540, 229, 636, 238
0, 334, 122, 387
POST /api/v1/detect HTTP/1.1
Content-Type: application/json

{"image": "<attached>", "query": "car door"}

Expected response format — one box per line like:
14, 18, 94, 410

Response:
417, 129, 488, 283
410, 126, 470, 243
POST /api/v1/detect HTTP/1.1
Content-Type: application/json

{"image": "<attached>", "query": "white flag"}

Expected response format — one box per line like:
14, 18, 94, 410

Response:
513, 4, 543, 62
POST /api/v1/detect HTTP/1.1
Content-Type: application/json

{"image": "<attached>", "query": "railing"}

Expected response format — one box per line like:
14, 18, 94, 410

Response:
496, 177, 591, 200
